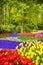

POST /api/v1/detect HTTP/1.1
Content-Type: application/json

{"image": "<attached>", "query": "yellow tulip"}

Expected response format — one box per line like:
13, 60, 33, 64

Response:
40, 63, 43, 65
37, 56, 40, 60
38, 51, 43, 55
35, 56, 40, 65
19, 43, 24, 47
27, 56, 30, 59
26, 42, 29, 44
42, 58, 43, 61
17, 41, 43, 65
36, 60, 39, 65
19, 48, 23, 53
16, 46, 18, 50
21, 53, 24, 56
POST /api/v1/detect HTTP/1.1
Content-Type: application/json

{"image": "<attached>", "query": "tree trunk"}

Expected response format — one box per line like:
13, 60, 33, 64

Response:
21, 19, 24, 33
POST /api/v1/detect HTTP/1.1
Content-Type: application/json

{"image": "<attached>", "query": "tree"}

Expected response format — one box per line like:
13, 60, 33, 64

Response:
0, 0, 43, 33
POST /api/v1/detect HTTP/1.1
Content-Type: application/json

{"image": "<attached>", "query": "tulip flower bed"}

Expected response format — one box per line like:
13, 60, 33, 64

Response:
0, 40, 21, 49
0, 32, 43, 37
9, 33, 43, 37
0, 49, 34, 65
16, 41, 43, 65
35, 34, 43, 37
18, 33, 35, 37
0, 32, 43, 41
0, 32, 9, 37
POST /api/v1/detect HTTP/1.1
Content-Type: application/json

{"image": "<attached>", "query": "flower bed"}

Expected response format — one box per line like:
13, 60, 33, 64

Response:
0, 40, 21, 49
0, 40, 43, 65
9, 33, 19, 37
18, 33, 35, 36
9, 33, 43, 38
16, 41, 43, 65
0, 32, 9, 36
0, 32, 43, 37
35, 34, 43, 37
0, 49, 34, 65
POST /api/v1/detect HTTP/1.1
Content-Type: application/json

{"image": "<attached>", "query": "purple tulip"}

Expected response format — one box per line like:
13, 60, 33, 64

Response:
9, 33, 19, 37
40, 40, 43, 42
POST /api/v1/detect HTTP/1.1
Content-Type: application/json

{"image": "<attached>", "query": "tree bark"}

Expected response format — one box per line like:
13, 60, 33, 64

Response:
21, 19, 24, 33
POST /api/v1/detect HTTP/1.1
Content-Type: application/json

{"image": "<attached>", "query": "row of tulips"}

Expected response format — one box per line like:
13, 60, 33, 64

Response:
0, 32, 43, 37
9, 33, 43, 37
16, 41, 43, 65
19, 33, 43, 37
0, 49, 34, 65
18, 33, 35, 37
0, 32, 9, 36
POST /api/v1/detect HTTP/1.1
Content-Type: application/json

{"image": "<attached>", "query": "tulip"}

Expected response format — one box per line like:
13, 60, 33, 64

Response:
3, 62, 9, 65
0, 49, 34, 65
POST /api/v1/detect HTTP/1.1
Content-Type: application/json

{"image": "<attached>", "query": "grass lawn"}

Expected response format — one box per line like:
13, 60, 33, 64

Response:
18, 36, 43, 41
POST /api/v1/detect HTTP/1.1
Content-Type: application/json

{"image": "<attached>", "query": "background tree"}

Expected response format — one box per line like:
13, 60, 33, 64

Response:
0, 0, 43, 33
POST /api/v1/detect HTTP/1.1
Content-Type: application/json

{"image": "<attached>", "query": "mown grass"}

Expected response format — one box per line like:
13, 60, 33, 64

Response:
18, 36, 43, 41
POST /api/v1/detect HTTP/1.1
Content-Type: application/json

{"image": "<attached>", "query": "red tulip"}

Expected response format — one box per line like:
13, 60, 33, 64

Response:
9, 56, 14, 60
13, 60, 17, 64
9, 63, 13, 65
3, 62, 9, 65
0, 49, 34, 65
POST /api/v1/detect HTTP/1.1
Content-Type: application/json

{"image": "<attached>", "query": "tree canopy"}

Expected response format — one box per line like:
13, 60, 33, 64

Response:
0, 0, 43, 33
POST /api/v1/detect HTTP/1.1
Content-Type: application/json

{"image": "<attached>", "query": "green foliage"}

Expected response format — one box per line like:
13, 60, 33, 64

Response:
18, 36, 43, 41
0, 0, 43, 33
